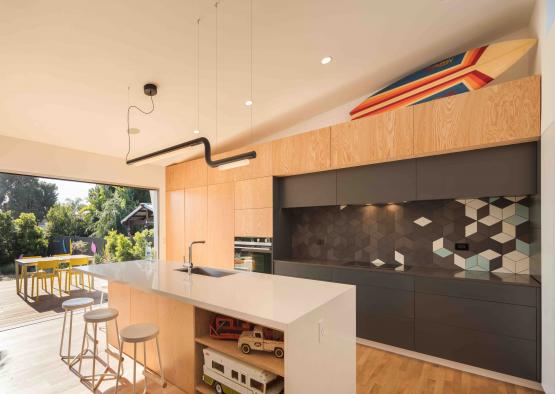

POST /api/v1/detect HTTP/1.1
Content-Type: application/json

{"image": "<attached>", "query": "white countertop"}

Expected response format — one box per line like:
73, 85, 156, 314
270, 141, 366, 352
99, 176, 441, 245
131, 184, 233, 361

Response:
77, 260, 354, 330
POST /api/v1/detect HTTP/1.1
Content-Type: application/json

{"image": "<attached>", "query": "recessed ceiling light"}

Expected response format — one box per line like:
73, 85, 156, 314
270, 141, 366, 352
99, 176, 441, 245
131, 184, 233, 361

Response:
128, 128, 140, 135
245, 100, 253, 106
193, 129, 200, 134
320, 56, 333, 65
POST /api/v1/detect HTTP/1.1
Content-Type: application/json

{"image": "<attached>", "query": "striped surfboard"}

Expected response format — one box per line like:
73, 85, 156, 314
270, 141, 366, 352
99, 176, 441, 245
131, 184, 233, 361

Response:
349, 39, 537, 120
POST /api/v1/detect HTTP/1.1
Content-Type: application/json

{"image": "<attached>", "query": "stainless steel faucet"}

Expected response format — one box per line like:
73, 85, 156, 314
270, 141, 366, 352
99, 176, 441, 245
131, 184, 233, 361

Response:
186, 240, 205, 274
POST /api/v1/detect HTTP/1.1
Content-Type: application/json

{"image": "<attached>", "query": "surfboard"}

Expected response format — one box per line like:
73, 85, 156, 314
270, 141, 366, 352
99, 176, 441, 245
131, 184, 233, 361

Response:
349, 39, 537, 121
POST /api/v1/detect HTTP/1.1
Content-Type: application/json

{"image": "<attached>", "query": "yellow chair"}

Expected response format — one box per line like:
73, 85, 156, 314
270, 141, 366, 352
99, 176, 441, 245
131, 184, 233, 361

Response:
31, 260, 63, 300
18, 256, 41, 291
53, 253, 72, 291
64, 257, 92, 292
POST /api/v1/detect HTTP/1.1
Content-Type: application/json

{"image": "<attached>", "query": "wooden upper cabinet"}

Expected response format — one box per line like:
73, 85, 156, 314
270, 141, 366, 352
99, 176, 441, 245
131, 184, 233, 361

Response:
272, 127, 331, 176
165, 190, 185, 262
234, 142, 272, 181
184, 186, 207, 265
331, 107, 414, 169
183, 158, 207, 188
235, 177, 273, 209
414, 75, 541, 156
206, 142, 273, 184
207, 182, 235, 270
166, 163, 186, 191
235, 208, 273, 237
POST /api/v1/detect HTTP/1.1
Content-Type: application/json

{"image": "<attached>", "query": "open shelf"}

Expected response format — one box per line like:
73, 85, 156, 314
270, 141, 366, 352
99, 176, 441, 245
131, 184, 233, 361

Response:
195, 335, 284, 377
196, 382, 213, 394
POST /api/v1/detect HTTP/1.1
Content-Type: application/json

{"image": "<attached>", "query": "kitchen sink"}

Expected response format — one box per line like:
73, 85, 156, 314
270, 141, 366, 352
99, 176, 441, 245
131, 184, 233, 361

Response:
174, 266, 236, 278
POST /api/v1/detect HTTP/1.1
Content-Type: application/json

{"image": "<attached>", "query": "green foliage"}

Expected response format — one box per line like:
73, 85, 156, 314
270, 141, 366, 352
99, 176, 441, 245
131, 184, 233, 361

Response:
83, 185, 151, 238
13, 213, 48, 257
132, 229, 154, 258
71, 240, 88, 254
46, 199, 90, 237
0, 211, 16, 264
0, 174, 58, 221
103, 228, 153, 262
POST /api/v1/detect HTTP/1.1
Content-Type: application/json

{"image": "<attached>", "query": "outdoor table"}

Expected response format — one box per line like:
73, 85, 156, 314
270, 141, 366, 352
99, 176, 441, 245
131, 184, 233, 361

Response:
15, 255, 94, 301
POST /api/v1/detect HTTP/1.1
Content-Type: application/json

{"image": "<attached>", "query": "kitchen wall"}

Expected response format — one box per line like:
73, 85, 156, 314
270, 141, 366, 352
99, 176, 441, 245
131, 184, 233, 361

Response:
530, 0, 555, 391
289, 196, 536, 273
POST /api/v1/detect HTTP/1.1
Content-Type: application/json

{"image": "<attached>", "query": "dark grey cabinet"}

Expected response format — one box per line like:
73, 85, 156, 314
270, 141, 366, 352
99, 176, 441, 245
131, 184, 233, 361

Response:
336, 159, 417, 205
273, 260, 333, 281
333, 268, 415, 349
279, 171, 337, 208
416, 142, 537, 200
272, 259, 540, 380
415, 322, 537, 380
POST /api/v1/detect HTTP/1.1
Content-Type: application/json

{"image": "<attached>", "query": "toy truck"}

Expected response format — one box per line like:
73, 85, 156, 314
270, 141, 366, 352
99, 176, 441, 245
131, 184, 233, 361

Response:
210, 315, 253, 340
238, 326, 284, 358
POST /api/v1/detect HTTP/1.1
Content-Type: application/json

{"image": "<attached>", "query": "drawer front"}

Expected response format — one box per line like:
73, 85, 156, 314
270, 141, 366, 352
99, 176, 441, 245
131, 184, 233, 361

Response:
358, 285, 414, 319
359, 314, 414, 350
333, 268, 414, 291
415, 321, 537, 380
415, 293, 536, 340
273, 260, 333, 282
414, 276, 537, 306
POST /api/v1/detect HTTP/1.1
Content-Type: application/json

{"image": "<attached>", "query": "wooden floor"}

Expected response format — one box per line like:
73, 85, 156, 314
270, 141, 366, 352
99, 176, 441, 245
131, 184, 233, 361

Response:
0, 276, 104, 330
0, 279, 543, 393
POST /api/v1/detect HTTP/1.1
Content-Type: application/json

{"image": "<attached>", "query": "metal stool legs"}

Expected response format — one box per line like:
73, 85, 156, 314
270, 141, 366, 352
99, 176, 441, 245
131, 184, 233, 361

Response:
115, 324, 166, 394
59, 298, 94, 367
75, 308, 123, 392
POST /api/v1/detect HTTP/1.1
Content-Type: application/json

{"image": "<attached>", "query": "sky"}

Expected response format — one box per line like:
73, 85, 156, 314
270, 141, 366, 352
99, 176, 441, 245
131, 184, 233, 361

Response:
40, 178, 96, 203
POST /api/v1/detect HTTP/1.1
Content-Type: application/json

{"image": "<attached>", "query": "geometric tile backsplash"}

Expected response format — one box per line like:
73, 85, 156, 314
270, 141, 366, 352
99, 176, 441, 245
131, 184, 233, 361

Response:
289, 196, 535, 274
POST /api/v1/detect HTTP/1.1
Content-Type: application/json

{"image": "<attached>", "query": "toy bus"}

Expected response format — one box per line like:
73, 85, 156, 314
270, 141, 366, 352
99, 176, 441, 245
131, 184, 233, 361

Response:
202, 347, 284, 394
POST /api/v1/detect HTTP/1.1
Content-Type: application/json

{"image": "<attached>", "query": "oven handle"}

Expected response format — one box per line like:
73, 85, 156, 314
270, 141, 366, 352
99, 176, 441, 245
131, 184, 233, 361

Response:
236, 247, 272, 253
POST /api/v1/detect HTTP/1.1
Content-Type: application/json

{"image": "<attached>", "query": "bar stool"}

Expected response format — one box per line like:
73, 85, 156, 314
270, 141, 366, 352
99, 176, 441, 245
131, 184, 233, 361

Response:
115, 323, 166, 393
77, 308, 123, 392
59, 297, 94, 366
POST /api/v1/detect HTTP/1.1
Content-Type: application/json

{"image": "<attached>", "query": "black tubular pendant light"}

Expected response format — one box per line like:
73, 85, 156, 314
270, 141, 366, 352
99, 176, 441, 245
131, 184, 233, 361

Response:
125, 2, 256, 168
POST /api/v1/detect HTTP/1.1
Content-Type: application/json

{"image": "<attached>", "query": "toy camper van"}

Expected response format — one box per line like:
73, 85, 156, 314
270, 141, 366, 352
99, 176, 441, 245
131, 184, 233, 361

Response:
202, 347, 284, 394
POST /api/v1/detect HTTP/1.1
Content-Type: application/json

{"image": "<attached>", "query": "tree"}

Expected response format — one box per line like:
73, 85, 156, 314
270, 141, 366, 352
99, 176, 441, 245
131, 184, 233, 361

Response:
45, 199, 90, 237
0, 211, 16, 264
0, 174, 58, 222
84, 185, 151, 238
103, 228, 153, 262
13, 213, 48, 257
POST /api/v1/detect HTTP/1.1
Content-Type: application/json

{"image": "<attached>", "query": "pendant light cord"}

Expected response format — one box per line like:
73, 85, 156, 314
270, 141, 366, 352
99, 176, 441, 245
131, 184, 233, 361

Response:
249, 0, 253, 139
215, 1, 219, 146
196, 17, 200, 133
126, 90, 155, 162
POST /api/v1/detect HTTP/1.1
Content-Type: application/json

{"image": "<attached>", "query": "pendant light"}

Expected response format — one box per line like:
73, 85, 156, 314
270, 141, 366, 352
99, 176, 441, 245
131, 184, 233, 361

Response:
126, 3, 256, 168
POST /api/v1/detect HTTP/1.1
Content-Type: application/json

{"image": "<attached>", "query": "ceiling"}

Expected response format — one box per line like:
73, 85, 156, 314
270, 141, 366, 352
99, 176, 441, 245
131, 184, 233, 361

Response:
0, 0, 536, 165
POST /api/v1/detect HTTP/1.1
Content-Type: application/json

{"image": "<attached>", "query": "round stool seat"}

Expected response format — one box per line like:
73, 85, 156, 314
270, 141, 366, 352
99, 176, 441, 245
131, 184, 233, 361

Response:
120, 323, 159, 343
62, 297, 94, 311
84, 307, 119, 323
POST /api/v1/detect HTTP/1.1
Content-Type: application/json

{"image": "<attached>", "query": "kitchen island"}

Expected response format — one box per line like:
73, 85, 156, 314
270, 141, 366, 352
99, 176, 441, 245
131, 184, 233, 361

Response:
78, 260, 356, 394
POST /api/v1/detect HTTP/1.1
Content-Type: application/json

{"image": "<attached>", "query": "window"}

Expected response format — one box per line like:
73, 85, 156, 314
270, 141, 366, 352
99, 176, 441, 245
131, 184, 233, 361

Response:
250, 379, 264, 391
232, 370, 238, 380
255, 332, 262, 338
212, 361, 224, 373
241, 374, 246, 384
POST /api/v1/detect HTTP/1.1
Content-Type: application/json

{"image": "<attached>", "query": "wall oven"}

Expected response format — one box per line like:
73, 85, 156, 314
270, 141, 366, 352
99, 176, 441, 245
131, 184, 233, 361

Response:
234, 237, 273, 273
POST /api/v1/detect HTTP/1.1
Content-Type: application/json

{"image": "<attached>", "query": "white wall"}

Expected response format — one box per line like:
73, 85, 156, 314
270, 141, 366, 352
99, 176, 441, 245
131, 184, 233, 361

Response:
530, 0, 555, 392
0, 134, 167, 258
